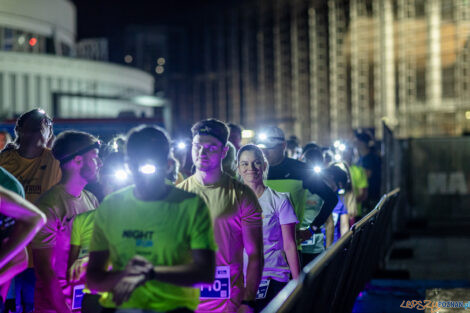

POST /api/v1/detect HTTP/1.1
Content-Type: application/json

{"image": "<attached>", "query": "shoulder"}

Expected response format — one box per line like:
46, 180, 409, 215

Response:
0, 166, 24, 197
167, 185, 204, 205
100, 186, 132, 206
266, 187, 290, 202
0, 149, 17, 163
37, 184, 61, 203
176, 175, 195, 191
74, 209, 96, 224
82, 189, 100, 207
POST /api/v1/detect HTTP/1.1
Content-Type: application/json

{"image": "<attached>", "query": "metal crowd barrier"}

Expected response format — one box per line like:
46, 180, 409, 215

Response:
262, 188, 400, 313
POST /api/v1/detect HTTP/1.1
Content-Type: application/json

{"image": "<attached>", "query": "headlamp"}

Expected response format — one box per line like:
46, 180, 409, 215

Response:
114, 169, 129, 181
258, 133, 268, 141
313, 166, 322, 174
334, 154, 342, 161
176, 141, 186, 150
338, 188, 346, 195
139, 164, 157, 175
333, 140, 341, 148
338, 143, 346, 152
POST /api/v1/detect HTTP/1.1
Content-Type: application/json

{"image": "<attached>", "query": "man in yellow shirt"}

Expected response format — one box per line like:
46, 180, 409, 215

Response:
32, 131, 102, 313
0, 109, 61, 313
87, 125, 216, 313
178, 119, 264, 313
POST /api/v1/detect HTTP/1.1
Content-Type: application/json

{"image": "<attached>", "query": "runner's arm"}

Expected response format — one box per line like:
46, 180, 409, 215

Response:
242, 221, 264, 301
304, 177, 338, 229
33, 248, 72, 313
86, 250, 127, 292
0, 187, 46, 269
281, 223, 300, 279
148, 249, 215, 286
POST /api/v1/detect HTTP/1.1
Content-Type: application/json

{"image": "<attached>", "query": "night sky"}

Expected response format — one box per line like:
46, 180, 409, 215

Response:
71, 0, 218, 39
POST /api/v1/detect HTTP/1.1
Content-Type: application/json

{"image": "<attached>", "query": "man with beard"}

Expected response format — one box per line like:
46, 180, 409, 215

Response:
31, 131, 102, 313
0, 109, 61, 313
178, 119, 263, 313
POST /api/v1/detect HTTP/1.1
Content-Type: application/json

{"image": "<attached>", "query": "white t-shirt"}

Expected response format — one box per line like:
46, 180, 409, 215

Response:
258, 187, 299, 282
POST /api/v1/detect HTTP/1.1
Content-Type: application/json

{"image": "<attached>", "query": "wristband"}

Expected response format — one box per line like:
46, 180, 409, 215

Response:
241, 300, 256, 308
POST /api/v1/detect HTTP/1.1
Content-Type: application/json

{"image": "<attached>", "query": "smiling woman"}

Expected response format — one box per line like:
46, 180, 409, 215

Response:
236, 144, 300, 312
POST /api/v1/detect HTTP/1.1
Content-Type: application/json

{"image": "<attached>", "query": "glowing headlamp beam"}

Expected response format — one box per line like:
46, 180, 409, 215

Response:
177, 142, 186, 150
139, 164, 157, 175
114, 169, 128, 181
313, 166, 322, 174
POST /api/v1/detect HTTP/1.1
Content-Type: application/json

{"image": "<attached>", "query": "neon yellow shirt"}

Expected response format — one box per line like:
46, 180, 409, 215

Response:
177, 174, 263, 313
70, 210, 96, 258
349, 165, 368, 215
89, 185, 217, 312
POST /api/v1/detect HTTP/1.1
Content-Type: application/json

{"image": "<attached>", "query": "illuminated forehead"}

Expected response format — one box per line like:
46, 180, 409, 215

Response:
239, 149, 263, 162
193, 134, 223, 147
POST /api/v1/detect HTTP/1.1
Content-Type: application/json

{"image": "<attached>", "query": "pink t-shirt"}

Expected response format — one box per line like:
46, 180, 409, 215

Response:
178, 174, 263, 313
32, 184, 98, 313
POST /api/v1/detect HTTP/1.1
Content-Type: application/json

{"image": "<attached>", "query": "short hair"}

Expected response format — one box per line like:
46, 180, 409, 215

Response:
15, 109, 52, 130
228, 123, 243, 136
126, 125, 170, 162
324, 164, 348, 188
191, 119, 229, 146
14, 109, 52, 139
303, 148, 324, 164
52, 131, 99, 163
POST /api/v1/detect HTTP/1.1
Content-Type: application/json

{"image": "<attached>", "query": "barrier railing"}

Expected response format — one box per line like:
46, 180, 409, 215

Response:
262, 188, 400, 313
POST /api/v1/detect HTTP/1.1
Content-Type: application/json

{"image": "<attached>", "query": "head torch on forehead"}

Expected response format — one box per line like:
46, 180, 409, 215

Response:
58, 141, 101, 164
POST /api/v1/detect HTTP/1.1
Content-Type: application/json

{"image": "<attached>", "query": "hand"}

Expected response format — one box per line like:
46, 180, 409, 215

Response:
123, 255, 154, 276
68, 256, 89, 282
238, 303, 255, 313
297, 229, 312, 242
112, 273, 147, 306
112, 255, 154, 306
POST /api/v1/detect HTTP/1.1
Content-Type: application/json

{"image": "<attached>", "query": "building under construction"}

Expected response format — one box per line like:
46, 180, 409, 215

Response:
168, 0, 470, 143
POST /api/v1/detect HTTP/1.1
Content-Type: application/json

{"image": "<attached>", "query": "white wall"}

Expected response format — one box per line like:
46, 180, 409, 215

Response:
0, 51, 155, 118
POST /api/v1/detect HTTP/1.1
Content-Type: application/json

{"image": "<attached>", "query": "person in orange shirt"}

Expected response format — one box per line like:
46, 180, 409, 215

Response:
0, 109, 61, 313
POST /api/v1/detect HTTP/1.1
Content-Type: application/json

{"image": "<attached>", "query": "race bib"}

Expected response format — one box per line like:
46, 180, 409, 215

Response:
256, 279, 270, 299
200, 266, 230, 299
71, 284, 85, 310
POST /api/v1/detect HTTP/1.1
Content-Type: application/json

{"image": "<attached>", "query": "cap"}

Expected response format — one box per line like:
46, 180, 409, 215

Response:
257, 126, 285, 149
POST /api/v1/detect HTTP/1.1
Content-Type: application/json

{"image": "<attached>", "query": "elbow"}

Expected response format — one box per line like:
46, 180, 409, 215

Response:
33, 212, 47, 230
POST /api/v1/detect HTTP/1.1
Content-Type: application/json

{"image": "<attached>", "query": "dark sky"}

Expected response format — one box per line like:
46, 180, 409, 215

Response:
71, 0, 218, 39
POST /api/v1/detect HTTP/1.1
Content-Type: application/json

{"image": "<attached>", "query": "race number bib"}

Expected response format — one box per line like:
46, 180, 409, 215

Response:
256, 279, 270, 299
200, 266, 230, 299
71, 284, 85, 310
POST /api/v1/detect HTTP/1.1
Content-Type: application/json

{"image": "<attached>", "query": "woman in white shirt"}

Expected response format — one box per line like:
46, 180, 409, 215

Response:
237, 144, 300, 311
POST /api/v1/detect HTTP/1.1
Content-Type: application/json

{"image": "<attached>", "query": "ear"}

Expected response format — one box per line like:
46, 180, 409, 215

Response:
221, 145, 229, 159
73, 155, 83, 168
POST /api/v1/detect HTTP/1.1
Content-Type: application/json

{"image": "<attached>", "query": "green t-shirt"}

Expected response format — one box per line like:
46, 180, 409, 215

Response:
349, 165, 368, 215
70, 210, 96, 258
89, 185, 217, 311
300, 192, 325, 254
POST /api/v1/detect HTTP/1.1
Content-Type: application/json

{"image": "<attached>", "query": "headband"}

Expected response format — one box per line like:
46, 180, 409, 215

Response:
59, 141, 101, 164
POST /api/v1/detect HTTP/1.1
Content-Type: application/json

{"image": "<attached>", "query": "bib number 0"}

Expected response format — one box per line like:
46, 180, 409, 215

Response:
200, 266, 230, 299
